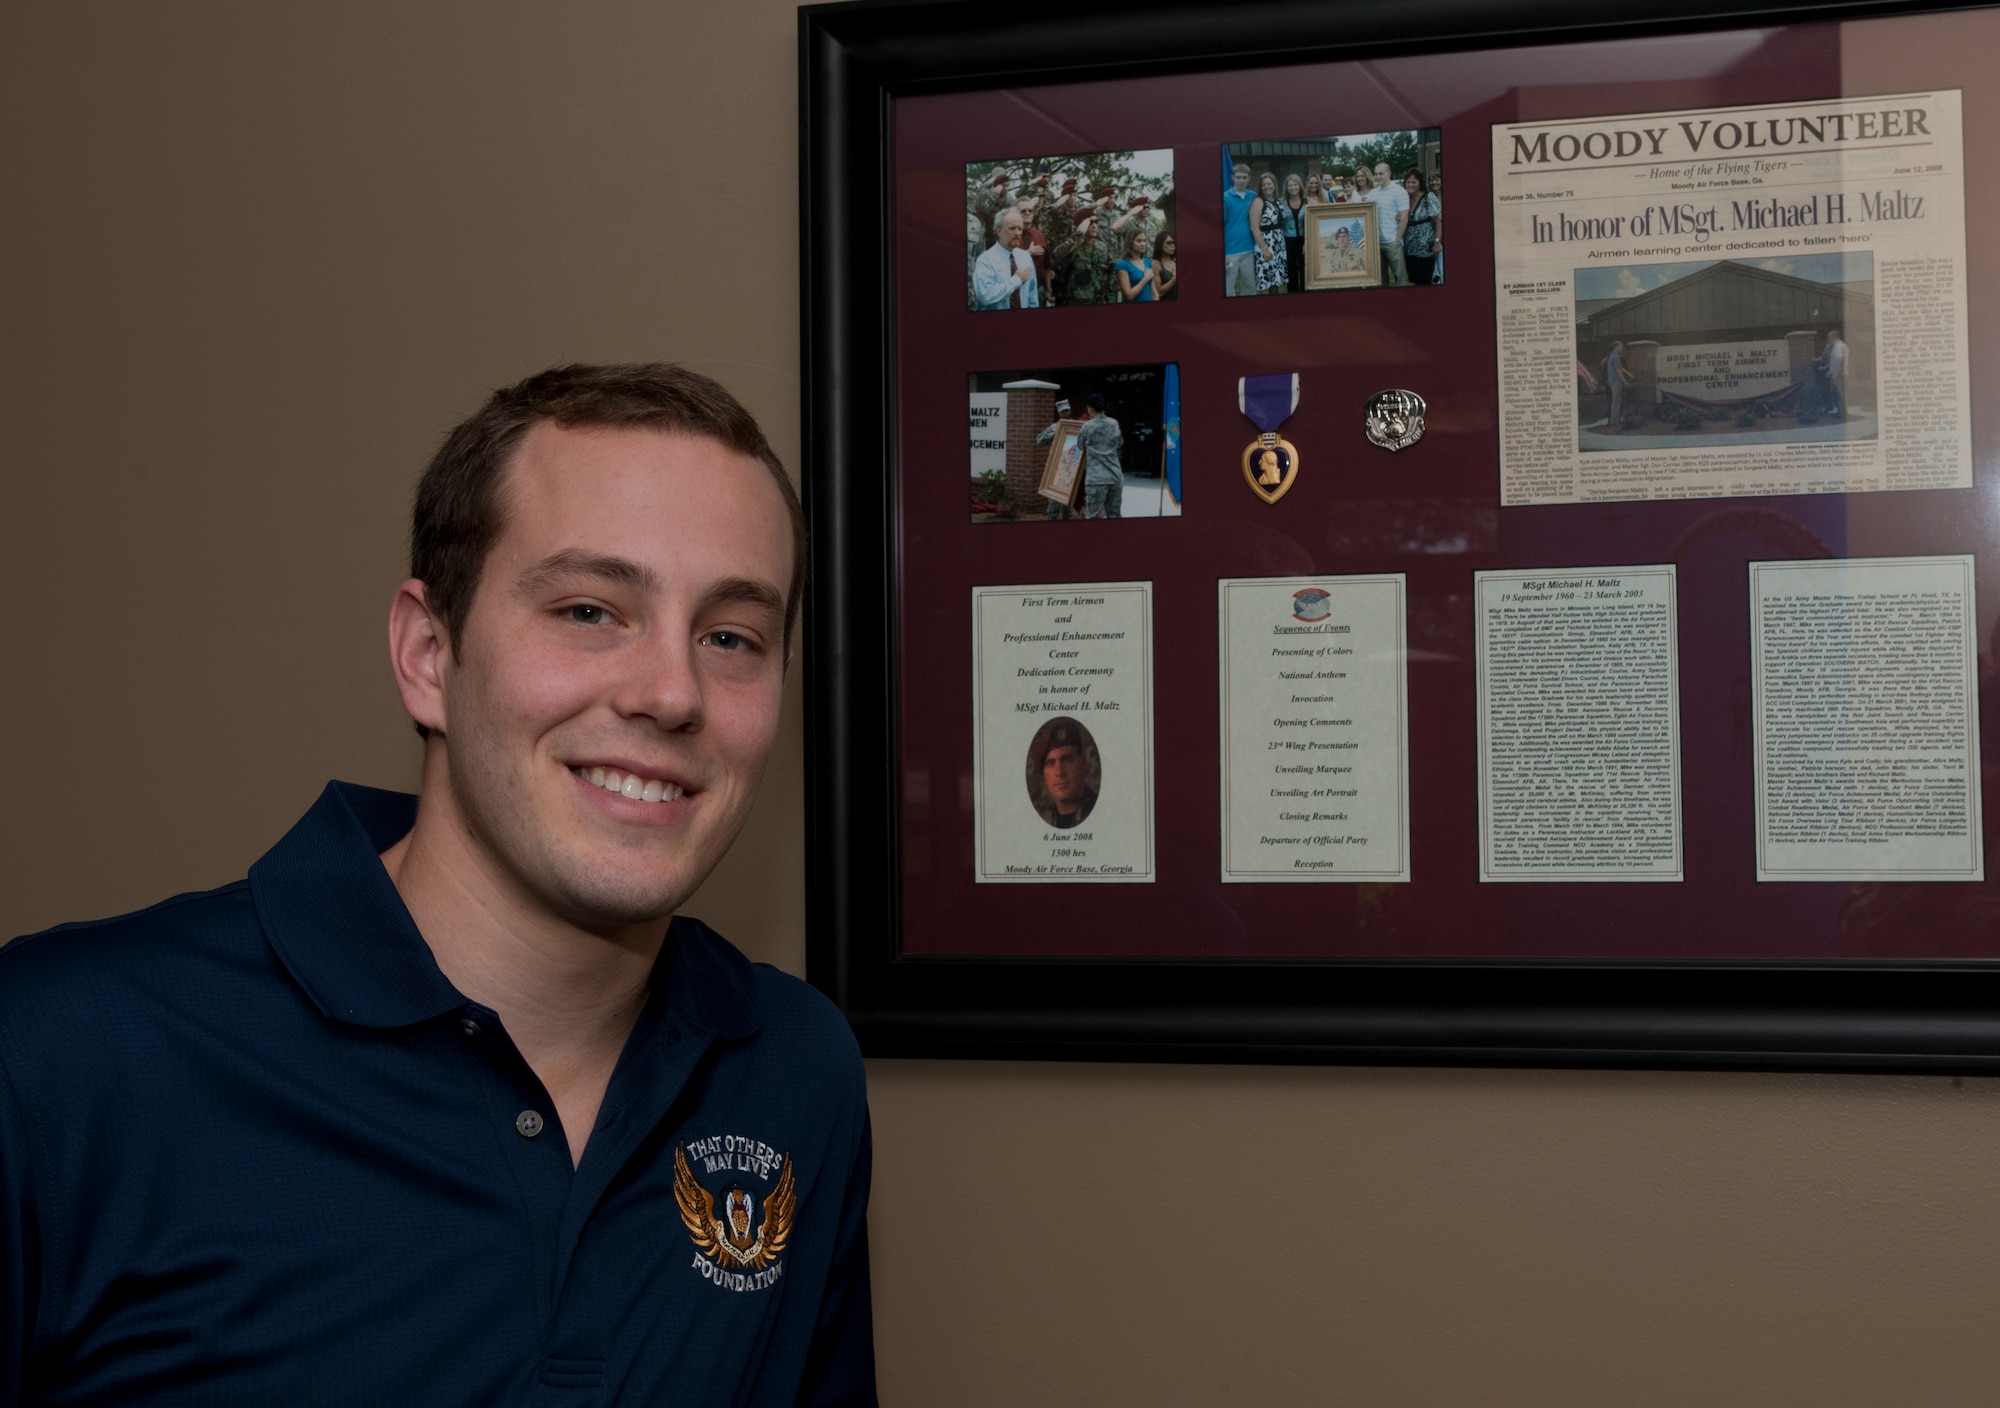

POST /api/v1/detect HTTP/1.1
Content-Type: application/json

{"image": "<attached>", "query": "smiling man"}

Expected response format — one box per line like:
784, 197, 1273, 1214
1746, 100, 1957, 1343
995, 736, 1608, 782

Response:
0, 365, 875, 1406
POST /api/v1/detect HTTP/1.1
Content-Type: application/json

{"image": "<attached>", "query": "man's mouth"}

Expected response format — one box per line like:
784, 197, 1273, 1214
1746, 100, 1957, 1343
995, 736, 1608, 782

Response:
571, 765, 687, 805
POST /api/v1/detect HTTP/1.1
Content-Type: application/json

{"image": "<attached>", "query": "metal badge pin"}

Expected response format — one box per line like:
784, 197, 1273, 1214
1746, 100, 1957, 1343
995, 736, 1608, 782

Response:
1364, 389, 1426, 452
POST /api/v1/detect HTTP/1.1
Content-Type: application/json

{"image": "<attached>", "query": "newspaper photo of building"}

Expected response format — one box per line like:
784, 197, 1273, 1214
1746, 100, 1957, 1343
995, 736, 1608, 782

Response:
1575, 256, 1873, 451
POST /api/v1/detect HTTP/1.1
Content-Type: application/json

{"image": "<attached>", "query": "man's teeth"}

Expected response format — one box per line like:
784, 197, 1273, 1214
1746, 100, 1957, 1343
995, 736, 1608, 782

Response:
582, 766, 684, 803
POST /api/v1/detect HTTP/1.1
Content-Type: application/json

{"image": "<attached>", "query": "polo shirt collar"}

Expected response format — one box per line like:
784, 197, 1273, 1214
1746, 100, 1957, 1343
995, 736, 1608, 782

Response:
250, 780, 763, 1041
251, 781, 462, 1027
655, 913, 761, 1043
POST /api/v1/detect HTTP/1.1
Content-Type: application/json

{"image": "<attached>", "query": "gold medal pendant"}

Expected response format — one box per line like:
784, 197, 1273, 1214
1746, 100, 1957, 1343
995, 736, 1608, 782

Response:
1240, 431, 1299, 505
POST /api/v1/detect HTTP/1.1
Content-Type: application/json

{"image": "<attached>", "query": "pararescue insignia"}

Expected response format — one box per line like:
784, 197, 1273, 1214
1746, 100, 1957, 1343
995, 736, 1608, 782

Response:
1363, 389, 1426, 452
675, 1143, 796, 1293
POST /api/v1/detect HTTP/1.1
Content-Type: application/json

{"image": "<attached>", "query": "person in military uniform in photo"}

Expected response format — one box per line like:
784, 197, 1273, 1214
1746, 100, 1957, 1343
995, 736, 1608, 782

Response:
1026, 716, 1100, 829
1053, 206, 1110, 306
1053, 187, 1138, 306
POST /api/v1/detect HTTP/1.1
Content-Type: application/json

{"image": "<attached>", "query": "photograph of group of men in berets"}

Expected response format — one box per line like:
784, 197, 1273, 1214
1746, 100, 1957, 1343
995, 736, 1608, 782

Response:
1221, 128, 1443, 293
966, 149, 1176, 310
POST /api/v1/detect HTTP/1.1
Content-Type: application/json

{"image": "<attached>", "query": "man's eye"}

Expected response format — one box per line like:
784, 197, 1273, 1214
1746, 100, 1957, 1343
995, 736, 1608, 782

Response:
564, 604, 609, 626
704, 630, 745, 651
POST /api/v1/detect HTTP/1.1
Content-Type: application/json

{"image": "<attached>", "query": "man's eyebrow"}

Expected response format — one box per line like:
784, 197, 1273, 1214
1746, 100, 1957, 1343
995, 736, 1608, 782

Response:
515, 549, 659, 596
702, 576, 787, 620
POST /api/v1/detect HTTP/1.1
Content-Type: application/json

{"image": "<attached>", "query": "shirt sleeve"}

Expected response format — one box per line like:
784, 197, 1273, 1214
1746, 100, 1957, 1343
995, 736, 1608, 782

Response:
0, 1049, 39, 1408
794, 1112, 876, 1408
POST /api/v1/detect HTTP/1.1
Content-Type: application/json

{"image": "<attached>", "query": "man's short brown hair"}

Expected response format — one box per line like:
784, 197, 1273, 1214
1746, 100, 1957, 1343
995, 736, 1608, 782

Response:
411, 362, 807, 654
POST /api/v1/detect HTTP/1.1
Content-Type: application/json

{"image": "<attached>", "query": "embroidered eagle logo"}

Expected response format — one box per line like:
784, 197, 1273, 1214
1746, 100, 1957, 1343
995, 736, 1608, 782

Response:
674, 1144, 795, 1271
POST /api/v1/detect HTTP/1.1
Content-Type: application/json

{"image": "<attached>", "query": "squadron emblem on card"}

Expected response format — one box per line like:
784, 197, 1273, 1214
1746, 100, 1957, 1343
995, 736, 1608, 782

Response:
676, 1141, 796, 1292
1364, 389, 1426, 452
1291, 588, 1333, 622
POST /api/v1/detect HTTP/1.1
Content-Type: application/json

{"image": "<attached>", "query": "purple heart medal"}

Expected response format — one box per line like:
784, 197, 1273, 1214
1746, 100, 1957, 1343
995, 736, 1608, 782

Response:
1238, 373, 1300, 505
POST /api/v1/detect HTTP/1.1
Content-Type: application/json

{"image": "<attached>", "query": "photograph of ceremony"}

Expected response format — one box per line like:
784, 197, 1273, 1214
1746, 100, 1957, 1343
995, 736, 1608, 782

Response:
1218, 128, 1442, 294
964, 149, 1175, 310
967, 363, 1181, 521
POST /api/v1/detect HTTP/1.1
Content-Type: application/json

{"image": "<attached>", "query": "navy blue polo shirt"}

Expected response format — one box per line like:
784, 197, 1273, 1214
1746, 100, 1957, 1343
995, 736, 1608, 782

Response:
0, 782, 875, 1406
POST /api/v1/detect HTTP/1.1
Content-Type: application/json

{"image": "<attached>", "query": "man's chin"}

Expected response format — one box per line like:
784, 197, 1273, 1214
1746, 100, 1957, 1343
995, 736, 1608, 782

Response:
555, 896, 673, 930
544, 866, 701, 930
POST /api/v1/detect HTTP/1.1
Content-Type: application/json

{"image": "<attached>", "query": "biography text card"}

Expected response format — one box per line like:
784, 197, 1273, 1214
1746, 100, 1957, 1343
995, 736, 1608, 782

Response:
1750, 555, 1982, 881
1218, 575, 1410, 882
972, 582, 1154, 882
1476, 565, 1683, 882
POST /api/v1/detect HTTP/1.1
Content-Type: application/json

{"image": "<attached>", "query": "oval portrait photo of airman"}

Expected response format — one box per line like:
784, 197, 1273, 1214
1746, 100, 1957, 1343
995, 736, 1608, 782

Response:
1024, 715, 1101, 830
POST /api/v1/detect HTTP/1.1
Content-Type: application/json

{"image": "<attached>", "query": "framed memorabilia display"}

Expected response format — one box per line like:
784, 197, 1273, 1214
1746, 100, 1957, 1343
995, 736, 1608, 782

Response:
1037, 419, 1087, 509
799, 0, 2000, 1069
1302, 202, 1380, 289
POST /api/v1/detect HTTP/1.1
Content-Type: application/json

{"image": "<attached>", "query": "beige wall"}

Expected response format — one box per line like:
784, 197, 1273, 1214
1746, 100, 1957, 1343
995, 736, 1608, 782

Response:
6, 4, 1997, 1402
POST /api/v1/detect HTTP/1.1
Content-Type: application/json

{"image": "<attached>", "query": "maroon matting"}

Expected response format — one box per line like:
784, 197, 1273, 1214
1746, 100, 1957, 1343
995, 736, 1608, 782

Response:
889, 11, 2000, 960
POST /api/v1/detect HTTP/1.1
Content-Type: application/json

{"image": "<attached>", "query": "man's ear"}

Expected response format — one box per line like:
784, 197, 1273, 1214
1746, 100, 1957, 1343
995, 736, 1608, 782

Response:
388, 579, 451, 735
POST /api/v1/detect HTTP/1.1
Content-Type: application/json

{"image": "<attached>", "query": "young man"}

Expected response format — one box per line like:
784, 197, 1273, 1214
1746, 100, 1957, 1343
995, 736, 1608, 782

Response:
1222, 162, 1258, 296
0, 364, 876, 1406
1366, 160, 1410, 287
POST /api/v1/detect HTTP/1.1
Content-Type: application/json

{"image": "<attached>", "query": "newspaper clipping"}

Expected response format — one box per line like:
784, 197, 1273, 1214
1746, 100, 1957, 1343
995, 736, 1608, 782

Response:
1492, 92, 1968, 507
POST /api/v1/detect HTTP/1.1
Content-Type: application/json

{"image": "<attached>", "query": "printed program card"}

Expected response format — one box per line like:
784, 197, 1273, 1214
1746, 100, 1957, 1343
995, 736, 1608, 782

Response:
1218, 574, 1410, 882
971, 581, 1154, 882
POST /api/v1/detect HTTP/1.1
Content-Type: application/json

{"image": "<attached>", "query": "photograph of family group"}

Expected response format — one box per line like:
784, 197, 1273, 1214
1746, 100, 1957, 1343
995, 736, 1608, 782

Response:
965, 149, 1176, 310
1219, 128, 1443, 293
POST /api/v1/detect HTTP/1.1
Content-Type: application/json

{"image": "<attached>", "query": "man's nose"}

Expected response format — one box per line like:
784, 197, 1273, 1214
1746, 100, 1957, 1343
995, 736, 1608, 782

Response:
613, 629, 703, 730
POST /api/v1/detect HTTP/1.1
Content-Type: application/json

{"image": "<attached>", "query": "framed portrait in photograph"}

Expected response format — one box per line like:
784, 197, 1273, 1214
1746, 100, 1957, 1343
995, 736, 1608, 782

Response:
1037, 418, 1086, 507
1302, 203, 1379, 289
801, 0, 2000, 1071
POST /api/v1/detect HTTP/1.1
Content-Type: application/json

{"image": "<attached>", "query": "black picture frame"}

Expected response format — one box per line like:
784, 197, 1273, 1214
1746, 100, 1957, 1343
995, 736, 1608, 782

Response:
798, 0, 2000, 1069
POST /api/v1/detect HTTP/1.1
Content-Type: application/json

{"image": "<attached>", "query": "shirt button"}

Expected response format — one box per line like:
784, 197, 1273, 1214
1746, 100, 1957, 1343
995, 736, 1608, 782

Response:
515, 1110, 545, 1138
459, 1018, 483, 1038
